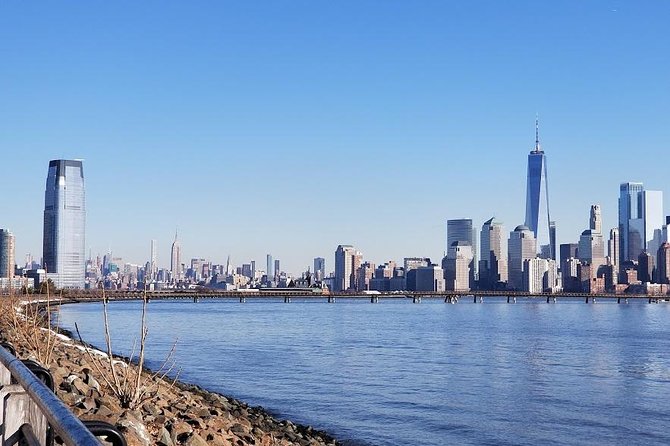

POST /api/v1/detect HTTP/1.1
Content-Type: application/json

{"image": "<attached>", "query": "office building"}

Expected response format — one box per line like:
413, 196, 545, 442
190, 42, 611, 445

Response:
404, 257, 430, 272
170, 231, 181, 281
479, 217, 508, 289
523, 258, 557, 293
607, 228, 619, 271
357, 262, 375, 291
641, 190, 664, 257
578, 230, 606, 272
150, 239, 157, 280
443, 242, 473, 291
590, 205, 602, 234
618, 182, 645, 262
657, 243, 670, 284
524, 119, 552, 258
274, 259, 280, 279
638, 252, 654, 283
0, 229, 15, 279
447, 219, 477, 278
508, 225, 536, 290
313, 257, 325, 281
266, 254, 274, 282
413, 265, 445, 292
334, 245, 358, 292
42, 159, 86, 288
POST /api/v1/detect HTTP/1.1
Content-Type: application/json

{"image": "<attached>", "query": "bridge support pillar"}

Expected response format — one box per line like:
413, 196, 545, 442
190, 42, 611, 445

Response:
327, 296, 335, 303
413, 296, 421, 303
617, 297, 620, 304
625, 298, 629, 304
284, 296, 291, 303
585, 296, 589, 304
553, 297, 557, 303
370, 296, 379, 303
239, 296, 246, 303
546, 296, 550, 303
193, 297, 198, 303
474, 295, 477, 303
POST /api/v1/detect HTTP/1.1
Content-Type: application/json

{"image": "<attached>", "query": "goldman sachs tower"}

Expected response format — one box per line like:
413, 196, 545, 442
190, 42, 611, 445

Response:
524, 118, 554, 259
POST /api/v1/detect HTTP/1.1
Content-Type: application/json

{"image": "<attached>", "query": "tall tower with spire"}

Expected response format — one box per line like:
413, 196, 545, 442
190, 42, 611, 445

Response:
524, 117, 552, 258
170, 230, 181, 282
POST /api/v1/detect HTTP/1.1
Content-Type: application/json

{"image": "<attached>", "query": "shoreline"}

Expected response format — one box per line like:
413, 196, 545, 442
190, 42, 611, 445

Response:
7, 297, 341, 446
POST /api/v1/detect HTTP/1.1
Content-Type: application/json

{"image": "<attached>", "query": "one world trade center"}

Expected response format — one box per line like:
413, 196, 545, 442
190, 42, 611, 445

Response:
524, 118, 553, 259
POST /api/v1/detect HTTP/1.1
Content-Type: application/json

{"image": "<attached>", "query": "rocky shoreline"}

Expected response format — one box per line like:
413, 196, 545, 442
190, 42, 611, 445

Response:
2, 299, 340, 446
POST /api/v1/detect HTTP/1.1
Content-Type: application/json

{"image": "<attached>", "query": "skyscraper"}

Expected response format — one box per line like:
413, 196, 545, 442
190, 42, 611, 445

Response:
641, 190, 664, 257
334, 245, 357, 292
313, 257, 326, 281
0, 229, 15, 279
590, 205, 602, 234
447, 219, 477, 278
479, 217, 508, 288
170, 231, 181, 282
608, 228, 619, 271
150, 239, 158, 280
618, 182, 644, 262
524, 118, 552, 258
266, 254, 274, 281
42, 159, 86, 288
508, 225, 536, 290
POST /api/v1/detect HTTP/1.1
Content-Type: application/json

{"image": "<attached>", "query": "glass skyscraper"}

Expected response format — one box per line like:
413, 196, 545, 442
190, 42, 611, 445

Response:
42, 159, 86, 288
524, 119, 551, 258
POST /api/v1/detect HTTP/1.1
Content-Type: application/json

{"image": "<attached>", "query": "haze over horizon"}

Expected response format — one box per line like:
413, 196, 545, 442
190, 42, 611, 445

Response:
1, 1, 668, 274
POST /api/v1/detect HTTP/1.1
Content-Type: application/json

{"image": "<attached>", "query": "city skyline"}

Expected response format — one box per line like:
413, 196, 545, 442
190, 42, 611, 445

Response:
1, 2, 669, 273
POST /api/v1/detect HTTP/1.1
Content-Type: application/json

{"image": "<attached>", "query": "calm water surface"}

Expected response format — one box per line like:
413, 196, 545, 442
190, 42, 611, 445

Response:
58, 298, 670, 445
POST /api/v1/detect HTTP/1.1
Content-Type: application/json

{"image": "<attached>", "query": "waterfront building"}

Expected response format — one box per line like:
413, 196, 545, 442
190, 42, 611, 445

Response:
578, 230, 606, 273
266, 254, 274, 282
412, 265, 445, 292
42, 159, 86, 288
334, 245, 359, 292
508, 225, 536, 290
637, 252, 654, 283
443, 242, 473, 291
357, 262, 375, 291
562, 257, 581, 292
170, 231, 181, 282
608, 228, 619, 271
641, 190, 664, 258
274, 259, 280, 279
403, 257, 430, 272
0, 229, 15, 280
657, 243, 670, 284
313, 257, 326, 281
150, 239, 157, 280
524, 119, 552, 258
447, 219, 477, 278
479, 217, 508, 289
250, 260, 256, 280
523, 258, 557, 293
618, 182, 645, 262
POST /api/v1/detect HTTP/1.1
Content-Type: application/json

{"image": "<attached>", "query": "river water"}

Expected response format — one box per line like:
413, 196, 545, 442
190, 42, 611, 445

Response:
57, 297, 670, 445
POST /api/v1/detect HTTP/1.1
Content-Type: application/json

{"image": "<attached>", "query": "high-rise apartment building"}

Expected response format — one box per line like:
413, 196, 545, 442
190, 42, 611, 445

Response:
508, 225, 536, 290
0, 229, 15, 279
524, 119, 552, 258
42, 159, 86, 288
608, 228, 619, 271
170, 231, 181, 281
266, 254, 274, 281
657, 242, 670, 284
274, 259, 280, 279
479, 217, 508, 288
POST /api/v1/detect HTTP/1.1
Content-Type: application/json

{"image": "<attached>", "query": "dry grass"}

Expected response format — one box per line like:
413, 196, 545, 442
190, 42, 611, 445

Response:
75, 288, 179, 410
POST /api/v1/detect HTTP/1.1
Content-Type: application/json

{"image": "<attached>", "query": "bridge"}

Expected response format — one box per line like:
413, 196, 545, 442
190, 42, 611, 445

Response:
50, 289, 668, 305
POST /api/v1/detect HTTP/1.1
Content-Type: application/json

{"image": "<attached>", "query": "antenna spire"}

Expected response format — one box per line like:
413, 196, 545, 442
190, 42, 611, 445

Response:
535, 114, 541, 152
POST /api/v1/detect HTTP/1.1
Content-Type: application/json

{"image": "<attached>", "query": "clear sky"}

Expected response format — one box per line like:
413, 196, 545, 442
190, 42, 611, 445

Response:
1, 1, 669, 274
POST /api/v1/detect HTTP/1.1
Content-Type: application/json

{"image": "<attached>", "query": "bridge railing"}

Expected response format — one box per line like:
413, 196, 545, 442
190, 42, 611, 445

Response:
0, 345, 104, 446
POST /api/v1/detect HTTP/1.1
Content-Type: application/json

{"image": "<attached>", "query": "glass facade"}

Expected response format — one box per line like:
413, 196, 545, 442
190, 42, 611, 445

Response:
524, 151, 551, 258
42, 160, 86, 288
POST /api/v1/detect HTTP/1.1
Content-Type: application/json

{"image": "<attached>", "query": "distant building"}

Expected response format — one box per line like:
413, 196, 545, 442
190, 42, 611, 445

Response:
266, 254, 274, 282
403, 257, 430, 272
150, 239, 157, 280
608, 228, 619, 272
578, 230, 606, 273
413, 265, 445, 292
313, 257, 326, 281
447, 219, 477, 278
590, 205, 602, 234
334, 245, 361, 292
637, 252, 654, 283
443, 242, 473, 291
171, 231, 181, 282
523, 258, 558, 293
42, 159, 86, 288
657, 243, 670, 284
524, 119, 552, 258
0, 229, 15, 279
508, 225, 536, 290
479, 217, 508, 289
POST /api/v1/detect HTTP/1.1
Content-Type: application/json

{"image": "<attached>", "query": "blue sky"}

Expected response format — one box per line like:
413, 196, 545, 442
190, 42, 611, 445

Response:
1, 1, 669, 274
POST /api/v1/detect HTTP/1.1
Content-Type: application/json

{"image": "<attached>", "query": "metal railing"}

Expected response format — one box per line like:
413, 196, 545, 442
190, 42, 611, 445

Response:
0, 344, 114, 445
